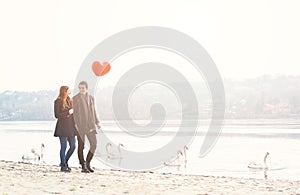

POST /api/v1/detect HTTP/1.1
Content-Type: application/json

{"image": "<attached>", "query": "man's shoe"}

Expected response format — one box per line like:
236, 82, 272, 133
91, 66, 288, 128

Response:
81, 162, 90, 173
86, 162, 94, 173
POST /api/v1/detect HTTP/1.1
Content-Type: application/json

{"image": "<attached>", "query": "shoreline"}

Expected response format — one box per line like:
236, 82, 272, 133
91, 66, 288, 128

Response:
0, 160, 299, 194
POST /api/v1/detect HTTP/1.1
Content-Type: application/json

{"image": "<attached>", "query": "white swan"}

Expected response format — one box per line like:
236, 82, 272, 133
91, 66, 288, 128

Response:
105, 143, 113, 158
22, 143, 45, 164
39, 143, 46, 164
22, 149, 39, 162
164, 150, 183, 167
248, 152, 269, 170
183, 145, 188, 168
117, 143, 124, 159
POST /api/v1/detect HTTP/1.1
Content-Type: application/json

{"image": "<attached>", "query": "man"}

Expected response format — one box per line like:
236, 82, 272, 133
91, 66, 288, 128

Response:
73, 81, 101, 173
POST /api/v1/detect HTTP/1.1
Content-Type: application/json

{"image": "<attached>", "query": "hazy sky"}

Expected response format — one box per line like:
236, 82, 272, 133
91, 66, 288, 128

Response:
1, 0, 300, 92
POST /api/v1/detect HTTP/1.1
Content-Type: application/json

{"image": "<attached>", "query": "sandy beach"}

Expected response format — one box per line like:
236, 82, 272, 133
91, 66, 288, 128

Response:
0, 160, 299, 195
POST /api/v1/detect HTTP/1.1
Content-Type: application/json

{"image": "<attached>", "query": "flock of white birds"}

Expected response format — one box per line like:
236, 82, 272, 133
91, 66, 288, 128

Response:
21, 143, 272, 174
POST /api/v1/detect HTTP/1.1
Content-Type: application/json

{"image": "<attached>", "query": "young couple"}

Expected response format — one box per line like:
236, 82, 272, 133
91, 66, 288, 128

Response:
53, 81, 100, 173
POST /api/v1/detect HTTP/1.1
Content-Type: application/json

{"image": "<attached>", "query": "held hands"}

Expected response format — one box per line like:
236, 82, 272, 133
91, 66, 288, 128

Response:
69, 108, 74, 115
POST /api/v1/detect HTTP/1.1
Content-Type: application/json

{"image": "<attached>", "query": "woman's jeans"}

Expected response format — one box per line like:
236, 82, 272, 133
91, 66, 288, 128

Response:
59, 136, 76, 165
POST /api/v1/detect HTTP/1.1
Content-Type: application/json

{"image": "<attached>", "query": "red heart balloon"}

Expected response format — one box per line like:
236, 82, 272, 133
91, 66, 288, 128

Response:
92, 61, 111, 76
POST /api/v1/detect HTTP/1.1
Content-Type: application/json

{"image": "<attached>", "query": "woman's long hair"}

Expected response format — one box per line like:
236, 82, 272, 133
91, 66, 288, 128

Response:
56, 86, 72, 110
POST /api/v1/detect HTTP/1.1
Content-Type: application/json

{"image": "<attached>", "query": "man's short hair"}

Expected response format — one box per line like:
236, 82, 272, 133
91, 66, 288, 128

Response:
79, 81, 88, 89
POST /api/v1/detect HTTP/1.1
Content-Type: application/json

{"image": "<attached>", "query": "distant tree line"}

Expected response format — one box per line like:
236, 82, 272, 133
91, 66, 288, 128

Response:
1, 75, 300, 121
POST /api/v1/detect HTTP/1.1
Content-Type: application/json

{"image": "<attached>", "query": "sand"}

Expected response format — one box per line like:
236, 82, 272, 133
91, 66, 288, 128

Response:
0, 160, 299, 195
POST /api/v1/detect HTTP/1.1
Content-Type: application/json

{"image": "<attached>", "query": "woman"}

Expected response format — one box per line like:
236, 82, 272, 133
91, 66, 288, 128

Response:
54, 86, 77, 172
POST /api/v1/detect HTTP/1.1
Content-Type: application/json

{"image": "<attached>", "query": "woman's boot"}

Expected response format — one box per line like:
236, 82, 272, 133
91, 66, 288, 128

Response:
66, 162, 71, 171
60, 163, 71, 172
